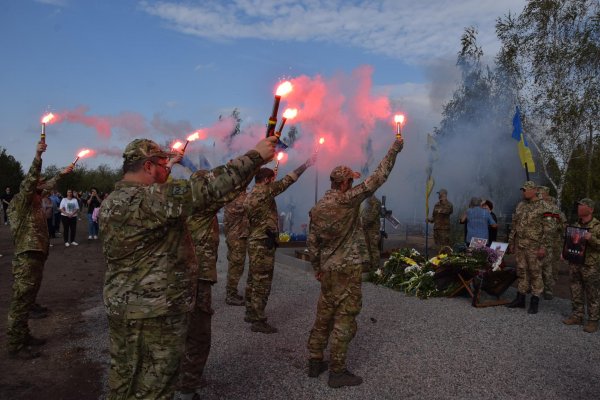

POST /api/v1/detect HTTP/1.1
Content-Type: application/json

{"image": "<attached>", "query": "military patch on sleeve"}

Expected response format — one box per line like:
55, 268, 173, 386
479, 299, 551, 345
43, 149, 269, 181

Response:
172, 185, 188, 196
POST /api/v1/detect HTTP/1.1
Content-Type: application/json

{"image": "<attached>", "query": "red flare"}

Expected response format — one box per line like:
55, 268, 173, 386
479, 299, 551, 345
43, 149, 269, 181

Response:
275, 81, 293, 97
77, 149, 92, 158
277, 151, 284, 161
394, 114, 405, 125
187, 130, 205, 142
41, 113, 56, 124
282, 108, 298, 120
172, 141, 184, 150
319, 137, 325, 145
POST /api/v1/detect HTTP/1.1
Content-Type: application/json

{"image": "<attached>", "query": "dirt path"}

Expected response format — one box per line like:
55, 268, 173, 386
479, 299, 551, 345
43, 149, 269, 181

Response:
0, 219, 106, 400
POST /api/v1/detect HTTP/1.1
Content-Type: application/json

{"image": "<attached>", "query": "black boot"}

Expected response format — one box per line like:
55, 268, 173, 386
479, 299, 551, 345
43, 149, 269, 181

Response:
528, 295, 539, 314
506, 292, 526, 308
308, 359, 328, 378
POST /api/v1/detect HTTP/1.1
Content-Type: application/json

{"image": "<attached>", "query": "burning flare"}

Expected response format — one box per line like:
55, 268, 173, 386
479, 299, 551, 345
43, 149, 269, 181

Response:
77, 149, 92, 158
319, 137, 325, 145
41, 113, 56, 124
282, 108, 298, 120
276, 151, 284, 161
172, 141, 184, 150
394, 114, 405, 124
187, 130, 205, 142
275, 81, 293, 97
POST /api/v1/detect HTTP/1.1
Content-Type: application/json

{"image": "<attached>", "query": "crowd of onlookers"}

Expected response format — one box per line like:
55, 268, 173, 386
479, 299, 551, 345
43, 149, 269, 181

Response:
3, 185, 109, 247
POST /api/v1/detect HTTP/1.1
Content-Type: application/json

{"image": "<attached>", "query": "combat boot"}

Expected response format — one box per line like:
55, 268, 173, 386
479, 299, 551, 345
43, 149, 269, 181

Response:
562, 315, 583, 325
225, 295, 244, 306
308, 359, 328, 378
506, 292, 526, 308
583, 320, 598, 333
528, 295, 539, 314
328, 369, 363, 388
8, 346, 41, 360
250, 321, 278, 334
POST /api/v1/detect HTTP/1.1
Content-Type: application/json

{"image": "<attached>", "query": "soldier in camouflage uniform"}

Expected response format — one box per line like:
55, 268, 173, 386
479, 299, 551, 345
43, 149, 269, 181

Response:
360, 195, 381, 272
562, 198, 600, 333
243, 154, 316, 334
179, 169, 253, 399
507, 181, 553, 314
6, 141, 73, 359
307, 137, 403, 388
538, 186, 567, 299
99, 137, 275, 400
223, 190, 250, 305
427, 188, 453, 248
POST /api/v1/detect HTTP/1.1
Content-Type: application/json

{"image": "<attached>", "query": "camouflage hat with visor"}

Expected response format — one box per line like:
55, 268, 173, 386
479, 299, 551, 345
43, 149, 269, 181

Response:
123, 139, 173, 163
330, 166, 361, 183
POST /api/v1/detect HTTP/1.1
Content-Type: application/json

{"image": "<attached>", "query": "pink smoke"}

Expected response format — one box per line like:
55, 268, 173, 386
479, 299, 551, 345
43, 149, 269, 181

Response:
52, 106, 146, 138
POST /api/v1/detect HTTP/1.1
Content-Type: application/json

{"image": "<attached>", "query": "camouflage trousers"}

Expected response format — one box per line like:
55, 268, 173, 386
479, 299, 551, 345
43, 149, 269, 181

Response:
179, 280, 214, 392
433, 228, 451, 247
307, 268, 362, 373
7, 251, 46, 351
226, 236, 247, 296
515, 247, 544, 296
107, 313, 187, 400
245, 239, 276, 322
541, 246, 560, 296
569, 263, 600, 321
363, 230, 381, 273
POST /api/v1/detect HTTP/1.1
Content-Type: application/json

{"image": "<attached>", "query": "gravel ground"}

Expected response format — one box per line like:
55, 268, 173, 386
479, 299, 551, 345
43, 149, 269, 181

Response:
79, 239, 600, 400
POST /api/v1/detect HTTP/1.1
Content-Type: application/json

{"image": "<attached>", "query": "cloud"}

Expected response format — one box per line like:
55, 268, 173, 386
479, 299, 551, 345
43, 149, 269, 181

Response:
139, 0, 526, 64
35, 0, 68, 6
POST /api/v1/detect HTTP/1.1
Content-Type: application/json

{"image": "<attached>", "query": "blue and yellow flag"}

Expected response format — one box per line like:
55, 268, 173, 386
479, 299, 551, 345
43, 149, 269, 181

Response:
512, 107, 535, 173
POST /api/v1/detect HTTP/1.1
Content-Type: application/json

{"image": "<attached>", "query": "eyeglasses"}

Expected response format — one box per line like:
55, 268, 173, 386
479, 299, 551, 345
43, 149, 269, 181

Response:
152, 162, 171, 173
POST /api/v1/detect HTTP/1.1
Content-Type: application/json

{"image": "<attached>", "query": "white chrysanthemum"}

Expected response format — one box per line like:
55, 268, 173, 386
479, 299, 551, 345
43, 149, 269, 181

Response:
427, 271, 435, 276
375, 269, 383, 276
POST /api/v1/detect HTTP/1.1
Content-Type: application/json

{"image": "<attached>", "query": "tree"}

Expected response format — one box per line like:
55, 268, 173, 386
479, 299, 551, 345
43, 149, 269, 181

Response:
284, 125, 299, 148
0, 147, 24, 192
496, 0, 600, 207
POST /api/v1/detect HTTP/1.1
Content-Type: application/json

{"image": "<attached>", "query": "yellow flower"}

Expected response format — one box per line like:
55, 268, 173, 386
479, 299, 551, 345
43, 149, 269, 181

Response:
400, 256, 417, 266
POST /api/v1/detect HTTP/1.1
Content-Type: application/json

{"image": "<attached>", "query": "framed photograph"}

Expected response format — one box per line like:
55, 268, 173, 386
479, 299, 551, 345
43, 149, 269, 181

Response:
489, 242, 508, 270
562, 226, 589, 265
469, 237, 488, 249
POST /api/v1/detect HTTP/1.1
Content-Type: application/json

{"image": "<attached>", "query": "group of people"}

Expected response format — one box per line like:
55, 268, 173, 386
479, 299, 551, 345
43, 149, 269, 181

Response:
426, 181, 599, 331
88, 133, 404, 399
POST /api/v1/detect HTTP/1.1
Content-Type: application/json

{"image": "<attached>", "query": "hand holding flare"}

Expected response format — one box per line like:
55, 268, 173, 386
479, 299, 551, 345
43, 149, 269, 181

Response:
41, 113, 56, 143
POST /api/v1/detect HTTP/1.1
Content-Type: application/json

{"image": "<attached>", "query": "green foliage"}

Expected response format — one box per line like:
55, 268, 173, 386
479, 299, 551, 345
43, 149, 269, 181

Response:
43, 163, 121, 195
0, 147, 24, 192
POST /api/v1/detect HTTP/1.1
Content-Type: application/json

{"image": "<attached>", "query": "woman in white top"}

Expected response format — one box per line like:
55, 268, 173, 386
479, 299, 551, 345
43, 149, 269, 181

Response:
59, 189, 80, 246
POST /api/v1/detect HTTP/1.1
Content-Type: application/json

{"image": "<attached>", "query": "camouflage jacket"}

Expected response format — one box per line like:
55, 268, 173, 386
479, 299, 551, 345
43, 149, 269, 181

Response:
8, 157, 48, 256
8, 157, 61, 256
223, 191, 249, 240
100, 150, 263, 319
360, 196, 381, 232
188, 168, 248, 283
508, 198, 553, 250
244, 174, 296, 241
308, 140, 402, 273
541, 199, 567, 245
573, 217, 600, 268
432, 200, 453, 230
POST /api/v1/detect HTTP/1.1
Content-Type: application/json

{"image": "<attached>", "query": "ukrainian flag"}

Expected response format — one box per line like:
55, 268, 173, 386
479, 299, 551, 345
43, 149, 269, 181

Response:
512, 107, 535, 173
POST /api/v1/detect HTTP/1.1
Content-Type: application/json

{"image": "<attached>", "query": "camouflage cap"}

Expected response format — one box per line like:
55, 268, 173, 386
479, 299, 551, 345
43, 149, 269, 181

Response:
520, 181, 537, 190
577, 198, 595, 209
537, 185, 550, 194
123, 139, 172, 163
437, 188, 448, 195
330, 166, 361, 182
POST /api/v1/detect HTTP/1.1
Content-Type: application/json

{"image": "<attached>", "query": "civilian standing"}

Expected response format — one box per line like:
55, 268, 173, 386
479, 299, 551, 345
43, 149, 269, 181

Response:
60, 189, 79, 246
86, 187, 101, 239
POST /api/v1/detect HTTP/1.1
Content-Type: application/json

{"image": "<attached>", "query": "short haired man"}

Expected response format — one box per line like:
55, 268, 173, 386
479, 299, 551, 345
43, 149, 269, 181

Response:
100, 137, 275, 399
427, 188, 454, 247
7, 141, 73, 359
307, 137, 403, 388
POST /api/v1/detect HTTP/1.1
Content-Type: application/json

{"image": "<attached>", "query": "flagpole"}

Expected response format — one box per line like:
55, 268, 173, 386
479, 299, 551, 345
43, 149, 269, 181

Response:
524, 162, 530, 181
